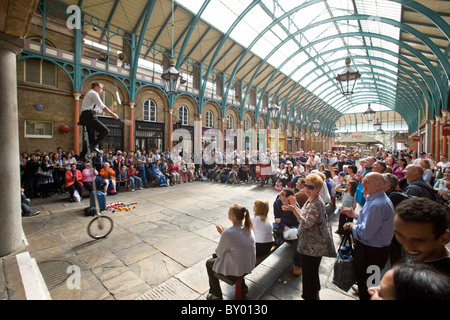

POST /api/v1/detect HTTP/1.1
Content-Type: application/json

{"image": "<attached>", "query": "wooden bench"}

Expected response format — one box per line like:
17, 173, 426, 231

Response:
116, 179, 129, 190
214, 244, 279, 300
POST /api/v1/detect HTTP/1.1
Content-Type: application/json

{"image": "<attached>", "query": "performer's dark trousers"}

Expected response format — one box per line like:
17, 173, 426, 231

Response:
79, 110, 109, 155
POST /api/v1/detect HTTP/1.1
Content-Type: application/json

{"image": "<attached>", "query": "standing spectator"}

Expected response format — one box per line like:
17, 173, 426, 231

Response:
39, 155, 53, 198
419, 158, 433, 185
336, 179, 358, 235
25, 154, 40, 199
134, 150, 148, 188
62, 151, 76, 171
392, 157, 407, 181
402, 165, 436, 200
341, 172, 395, 300
285, 174, 336, 300
50, 152, 65, 194
435, 154, 450, 180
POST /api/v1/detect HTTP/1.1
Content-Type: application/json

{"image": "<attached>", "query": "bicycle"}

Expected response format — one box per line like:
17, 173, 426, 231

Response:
79, 122, 114, 239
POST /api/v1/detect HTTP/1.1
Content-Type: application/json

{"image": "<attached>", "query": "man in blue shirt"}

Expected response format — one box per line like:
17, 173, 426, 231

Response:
341, 172, 395, 300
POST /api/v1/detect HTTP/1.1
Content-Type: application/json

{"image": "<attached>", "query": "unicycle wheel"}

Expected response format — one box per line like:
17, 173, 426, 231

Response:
87, 215, 114, 239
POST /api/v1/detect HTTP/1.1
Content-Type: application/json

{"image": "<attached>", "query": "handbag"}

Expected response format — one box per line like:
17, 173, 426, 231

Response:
332, 230, 356, 292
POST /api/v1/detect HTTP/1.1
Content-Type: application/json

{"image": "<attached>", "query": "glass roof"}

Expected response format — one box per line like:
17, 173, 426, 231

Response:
176, 0, 402, 114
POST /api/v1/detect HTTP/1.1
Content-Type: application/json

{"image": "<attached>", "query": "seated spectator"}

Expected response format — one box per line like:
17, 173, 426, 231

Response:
99, 163, 116, 194
117, 165, 129, 189
127, 163, 143, 190
81, 162, 98, 193
187, 159, 195, 182
169, 160, 180, 184
179, 161, 188, 183
153, 159, 167, 187
252, 199, 274, 258
65, 163, 83, 201
21, 188, 40, 217
273, 187, 299, 244
368, 262, 450, 300
205, 204, 255, 300
161, 161, 172, 186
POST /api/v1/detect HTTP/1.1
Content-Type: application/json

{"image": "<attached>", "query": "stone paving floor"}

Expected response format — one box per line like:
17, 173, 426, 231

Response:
5, 180, 358, 301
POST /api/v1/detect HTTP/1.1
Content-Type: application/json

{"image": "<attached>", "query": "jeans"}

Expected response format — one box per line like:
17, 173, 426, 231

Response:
128, 176, 142, 190
136, 167, 147, 187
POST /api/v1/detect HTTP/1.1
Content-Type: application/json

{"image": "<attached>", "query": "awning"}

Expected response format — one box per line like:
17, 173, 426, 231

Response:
337, 132, 383, 145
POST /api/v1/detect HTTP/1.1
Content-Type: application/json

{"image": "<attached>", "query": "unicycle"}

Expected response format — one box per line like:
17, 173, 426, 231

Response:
79, 122, 114, 239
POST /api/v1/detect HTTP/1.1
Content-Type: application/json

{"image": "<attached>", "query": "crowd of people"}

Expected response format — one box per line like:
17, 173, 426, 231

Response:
204, 148, 449, 301
20, 145, 449, 300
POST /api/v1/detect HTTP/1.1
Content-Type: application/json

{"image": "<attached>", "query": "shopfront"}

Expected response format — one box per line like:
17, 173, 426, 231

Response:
135, 120, 164, 153
99, 117, 124, 153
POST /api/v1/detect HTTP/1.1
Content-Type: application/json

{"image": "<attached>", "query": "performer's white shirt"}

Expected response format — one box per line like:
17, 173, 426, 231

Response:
82, 89, 106, 114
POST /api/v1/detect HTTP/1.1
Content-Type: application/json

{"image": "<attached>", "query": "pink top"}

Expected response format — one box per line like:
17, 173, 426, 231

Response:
81, 168, 98, 182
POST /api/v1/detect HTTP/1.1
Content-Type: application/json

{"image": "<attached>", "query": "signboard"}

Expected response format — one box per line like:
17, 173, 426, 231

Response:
412, 136, 420, 142
443, 125, 450, 136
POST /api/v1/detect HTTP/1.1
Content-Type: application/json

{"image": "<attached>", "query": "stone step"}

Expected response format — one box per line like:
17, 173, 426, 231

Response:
0, 250, 51, 300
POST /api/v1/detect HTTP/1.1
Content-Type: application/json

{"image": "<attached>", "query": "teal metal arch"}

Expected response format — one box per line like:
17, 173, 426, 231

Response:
241, 25, 446, 126
198, 0, 261, 114
285, 48, 439, 127
221, 13, 449, 129
289, 64, 425, 130
289, 59, 429, 121
277, 44, 436, 121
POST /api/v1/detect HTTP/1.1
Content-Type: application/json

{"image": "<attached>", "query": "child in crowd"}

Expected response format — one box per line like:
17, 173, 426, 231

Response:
274, 178, 283, 191
127, 163, 143, 191
252, 199, 274, 258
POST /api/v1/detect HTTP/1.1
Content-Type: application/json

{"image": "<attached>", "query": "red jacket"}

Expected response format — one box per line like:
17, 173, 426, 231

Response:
65, 169, 83, 188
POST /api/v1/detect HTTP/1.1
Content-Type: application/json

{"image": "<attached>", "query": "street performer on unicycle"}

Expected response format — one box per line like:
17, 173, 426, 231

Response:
79, 81, 119, 159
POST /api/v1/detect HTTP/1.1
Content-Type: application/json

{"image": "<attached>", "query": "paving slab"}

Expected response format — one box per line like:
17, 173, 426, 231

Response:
2, 181, 363, 301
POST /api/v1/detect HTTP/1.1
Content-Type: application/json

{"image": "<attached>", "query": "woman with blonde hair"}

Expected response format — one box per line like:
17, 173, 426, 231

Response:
253, 199, 274, 258
206, 204, 256, 300
284, 174, 336, 300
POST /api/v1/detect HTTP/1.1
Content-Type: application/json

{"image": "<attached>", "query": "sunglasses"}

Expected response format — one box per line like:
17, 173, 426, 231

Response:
304, 184, 316, 190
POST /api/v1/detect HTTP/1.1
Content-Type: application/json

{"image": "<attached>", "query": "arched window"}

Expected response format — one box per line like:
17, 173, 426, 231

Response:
25, 38, 57, 87
205, 111, 214, 128
143, 99, 156, 122
243, 118, 250, 132
226, 115, 234, 130
179, 105, 188, 126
